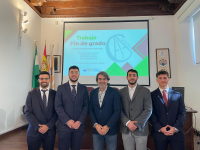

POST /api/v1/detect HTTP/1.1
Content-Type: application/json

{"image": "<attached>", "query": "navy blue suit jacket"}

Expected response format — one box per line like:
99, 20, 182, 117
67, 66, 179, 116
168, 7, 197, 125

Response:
89, 87, 121, 135
55, 82, 89, 132
25, 88, 58, 137
150, 88, 186, 141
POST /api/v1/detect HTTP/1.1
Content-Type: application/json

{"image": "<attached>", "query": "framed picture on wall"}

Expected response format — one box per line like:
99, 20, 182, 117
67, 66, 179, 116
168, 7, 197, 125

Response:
156, 48, 171, 78
47, 55, 61, 73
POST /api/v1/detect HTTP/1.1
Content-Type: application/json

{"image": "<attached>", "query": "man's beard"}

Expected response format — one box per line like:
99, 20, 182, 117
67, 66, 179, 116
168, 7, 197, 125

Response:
41, 82, 49, 88
70, 78, 78, 83
128, 80, 137, 85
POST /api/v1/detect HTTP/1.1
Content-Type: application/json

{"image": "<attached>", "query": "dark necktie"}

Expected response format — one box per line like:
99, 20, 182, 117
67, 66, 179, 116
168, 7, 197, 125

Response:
71, 85, 77, 102
163, 90, 168, 106
41, 90, 47, 113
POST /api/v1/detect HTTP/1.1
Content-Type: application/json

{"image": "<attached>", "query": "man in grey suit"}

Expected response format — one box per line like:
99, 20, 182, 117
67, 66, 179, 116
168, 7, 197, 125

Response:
119, 69, 152, 150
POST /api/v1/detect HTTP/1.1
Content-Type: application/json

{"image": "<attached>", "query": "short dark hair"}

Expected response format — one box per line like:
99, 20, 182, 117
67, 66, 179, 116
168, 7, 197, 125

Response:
96, 71, 110, 82
127, 69, 138, 77
156, 70, 169, 78
38, 71, 50, 78
69, 66, 79, 72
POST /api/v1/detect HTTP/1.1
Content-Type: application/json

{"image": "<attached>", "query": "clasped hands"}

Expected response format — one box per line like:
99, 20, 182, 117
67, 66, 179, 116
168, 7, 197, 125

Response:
160, 125, 176, 136
127, 121, 138, 131
66, 119, 81, 129
95, 124, 109, 135
38, 124, 49, 134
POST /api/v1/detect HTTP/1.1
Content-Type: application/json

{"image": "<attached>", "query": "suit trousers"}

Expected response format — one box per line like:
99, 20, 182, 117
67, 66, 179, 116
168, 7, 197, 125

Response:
27, 132, 55, 150
58, 130, 84, 150
154, 136, 185, 150
122, 131, 148, 150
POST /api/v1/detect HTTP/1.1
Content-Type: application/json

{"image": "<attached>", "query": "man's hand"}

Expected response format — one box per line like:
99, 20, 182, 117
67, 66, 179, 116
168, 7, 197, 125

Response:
160, 125, 176, 136
95, 124, 104, 135
101, 125, 109, 135
38, 124, 49, 134
167, 126, 176, 136
127, 121, 138, 131
72, 121, 81, 129
66, 120, 75, 129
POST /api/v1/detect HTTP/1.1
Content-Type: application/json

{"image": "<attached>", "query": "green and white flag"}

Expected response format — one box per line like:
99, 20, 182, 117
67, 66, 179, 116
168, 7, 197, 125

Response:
32, 45, 40, 89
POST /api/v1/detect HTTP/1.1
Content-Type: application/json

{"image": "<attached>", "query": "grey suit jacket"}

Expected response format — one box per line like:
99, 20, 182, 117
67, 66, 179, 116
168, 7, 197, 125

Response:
119, 85, 152, 136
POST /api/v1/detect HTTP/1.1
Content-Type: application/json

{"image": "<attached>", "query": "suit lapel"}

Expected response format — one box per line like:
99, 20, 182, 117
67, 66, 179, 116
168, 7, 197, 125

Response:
156, 88, 167, 109
124, 86, 131, 102
101, 87, 110, 108
64, 82, 74, 102
94, 87, 101, 108
46, 89, 53, 114
74, 83, 81, 104
132, 85, 141, 102
35, 89, 44, 111
167, 88, 173, 109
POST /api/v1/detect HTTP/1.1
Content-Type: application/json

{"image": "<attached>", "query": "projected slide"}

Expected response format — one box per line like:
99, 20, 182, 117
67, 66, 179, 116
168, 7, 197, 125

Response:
63, 21, 149, 86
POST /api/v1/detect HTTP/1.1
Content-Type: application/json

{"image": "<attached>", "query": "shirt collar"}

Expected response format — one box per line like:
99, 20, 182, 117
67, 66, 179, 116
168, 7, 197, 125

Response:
40, 86, 50, 91
69, 80, 78, 87
99, 86, 107, 93
159, 86, 169, 93
128, 84, 137, 91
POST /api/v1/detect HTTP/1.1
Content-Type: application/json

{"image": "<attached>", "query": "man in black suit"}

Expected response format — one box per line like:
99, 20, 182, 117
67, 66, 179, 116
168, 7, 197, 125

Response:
25, 71, 58, 150
150, 70, 186, 150
55, 66, 89, 150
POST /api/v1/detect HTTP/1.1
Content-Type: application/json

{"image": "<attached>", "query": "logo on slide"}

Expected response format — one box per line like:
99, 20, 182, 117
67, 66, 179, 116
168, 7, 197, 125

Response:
106, 34, 132, 62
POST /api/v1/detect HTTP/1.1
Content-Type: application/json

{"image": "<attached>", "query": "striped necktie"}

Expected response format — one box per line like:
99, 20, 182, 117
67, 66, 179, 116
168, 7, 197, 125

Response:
71, 85, 77, 102
41, 90, 47, 113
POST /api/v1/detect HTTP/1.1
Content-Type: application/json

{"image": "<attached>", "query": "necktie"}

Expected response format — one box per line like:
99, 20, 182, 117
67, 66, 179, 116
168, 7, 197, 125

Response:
71, 85, 77, 102
163, 90, 168, 106
41, 90, 47, 113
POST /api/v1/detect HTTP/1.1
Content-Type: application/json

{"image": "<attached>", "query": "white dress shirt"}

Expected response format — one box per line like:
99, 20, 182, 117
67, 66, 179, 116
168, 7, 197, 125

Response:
39, 87, 50, 106
159, 86, 169, 100
126, 84, 137, 126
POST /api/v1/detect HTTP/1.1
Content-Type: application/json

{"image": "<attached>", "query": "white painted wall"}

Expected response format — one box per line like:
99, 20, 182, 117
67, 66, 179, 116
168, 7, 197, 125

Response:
41, 16, 178, 91
0, 0, 41, 134
174, 0, 200, 130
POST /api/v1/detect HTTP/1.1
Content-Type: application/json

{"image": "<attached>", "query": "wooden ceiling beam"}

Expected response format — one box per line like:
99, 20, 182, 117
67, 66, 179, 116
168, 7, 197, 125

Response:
41, 5, 173, 17
42, 1, 169, 8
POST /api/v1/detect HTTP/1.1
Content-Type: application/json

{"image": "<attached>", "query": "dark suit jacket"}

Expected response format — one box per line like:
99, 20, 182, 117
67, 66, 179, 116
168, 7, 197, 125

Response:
150, 88, 186, 141
89, 87, 121, 135
55, 82, 89, 132
25, 88, 58, 137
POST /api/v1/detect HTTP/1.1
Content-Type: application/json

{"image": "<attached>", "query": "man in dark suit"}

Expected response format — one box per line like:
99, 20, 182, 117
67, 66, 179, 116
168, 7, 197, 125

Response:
25, 71, 58, 150
150, 70, 186, 150
89, 71, 121, 150
55, 66, 89, 150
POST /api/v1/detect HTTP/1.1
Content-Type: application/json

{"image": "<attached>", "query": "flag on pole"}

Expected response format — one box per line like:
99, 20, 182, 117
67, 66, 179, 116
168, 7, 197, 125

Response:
32, 43, 40, 89
47, 42, 55, 89
41, 41, 47, 71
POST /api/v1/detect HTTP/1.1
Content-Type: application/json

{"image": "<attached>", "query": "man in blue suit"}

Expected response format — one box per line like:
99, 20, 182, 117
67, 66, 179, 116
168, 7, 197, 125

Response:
25, 71, 58, 150
89, 71, 121, 150
55, 66, 89, 150
150, 70, 186, 150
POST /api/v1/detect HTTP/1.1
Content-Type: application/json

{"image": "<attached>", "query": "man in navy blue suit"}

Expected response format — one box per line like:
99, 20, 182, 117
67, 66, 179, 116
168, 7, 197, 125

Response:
150, 70, 186, 150
89, 71, 121, 150
55, 66, 89, 150
25, 71, 58, 150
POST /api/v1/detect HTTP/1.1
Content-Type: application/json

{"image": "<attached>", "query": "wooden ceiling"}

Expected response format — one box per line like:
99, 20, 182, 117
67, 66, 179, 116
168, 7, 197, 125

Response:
24, 0, 187, 18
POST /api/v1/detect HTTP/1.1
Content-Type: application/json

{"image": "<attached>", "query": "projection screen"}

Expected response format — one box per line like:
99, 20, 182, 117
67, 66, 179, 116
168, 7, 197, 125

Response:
62, 20, 150, 86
